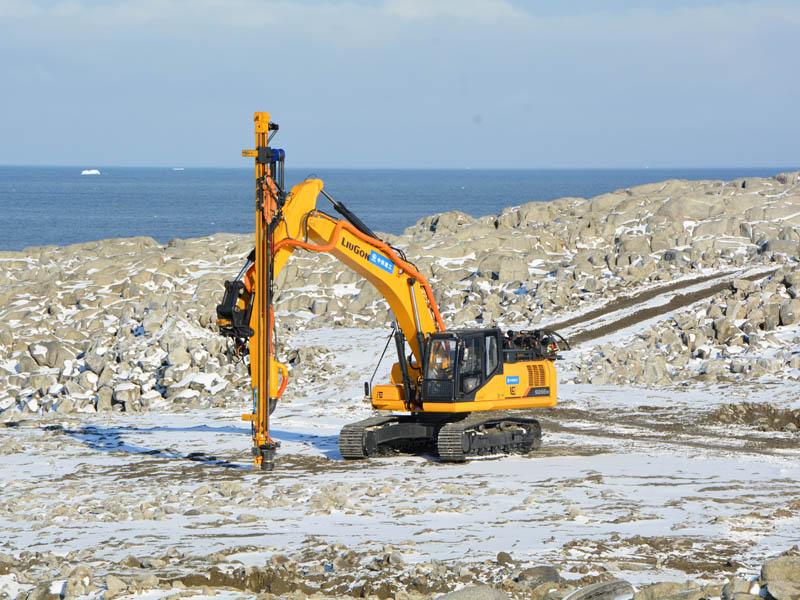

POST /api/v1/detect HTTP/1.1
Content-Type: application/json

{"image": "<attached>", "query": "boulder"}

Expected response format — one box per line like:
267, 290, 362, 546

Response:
722, 576, 752, 599
56, 398, 74, 414
634, 582, 700, 600
732, 278, 756, 294
85, 351, 106, 375
762, 240, 799, 255
437, 585, 510, 600
765, 581, 800, 600
779, 301, 798, 326
656, 196, 713, 220
568, 580, 635, 600
96, 387, 114, 411
113, 382, 140, 405
28, 341, 74, 369
762, 555, 800, 585
168, 346, 191, 367
764, 304, 781, 331
714, 318, 738, 343
518, 565, 562, 587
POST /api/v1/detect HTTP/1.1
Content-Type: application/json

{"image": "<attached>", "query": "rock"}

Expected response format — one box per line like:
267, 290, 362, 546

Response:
762, 240, 799, 255
765, 581, 800, 600
779, 301, 798, 326
723, 578, 752, 600
518, 565, 562, 586
16, 355, 39, 374
113, 382, 140, 405
764, 303, 781, 330
85, 351, 106, 375
168, 346, 191, 367
714, 318, 738, 343
24, 582, 61, 600
566, 580, 634, 600
96, 387, 114, 411
56, 398, 74, 414
142, 309, 166, 332
437, 584, 510, 599
133, 573, 159, 591
634, 582, 699, 600
28, 341, 74, 369
64, 565, 91, 599
763, 555, 800, 585
141, 557, 167, 569
105, 574, 128, 599
732, 278, 756, 294
120, 554, 142, 568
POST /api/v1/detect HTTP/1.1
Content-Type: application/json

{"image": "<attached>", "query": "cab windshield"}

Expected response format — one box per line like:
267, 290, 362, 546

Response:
426, 338, 456, 380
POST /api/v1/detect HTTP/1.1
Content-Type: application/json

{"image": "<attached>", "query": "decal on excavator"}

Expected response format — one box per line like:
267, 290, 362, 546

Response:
342, 237, 394, 274
369, 250, 394, 274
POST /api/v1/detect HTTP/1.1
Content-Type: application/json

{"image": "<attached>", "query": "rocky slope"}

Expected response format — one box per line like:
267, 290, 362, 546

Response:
1, 171, 799, 419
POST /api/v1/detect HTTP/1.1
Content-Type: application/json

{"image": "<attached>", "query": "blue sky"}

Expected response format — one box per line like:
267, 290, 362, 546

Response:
1, 0, 798, 168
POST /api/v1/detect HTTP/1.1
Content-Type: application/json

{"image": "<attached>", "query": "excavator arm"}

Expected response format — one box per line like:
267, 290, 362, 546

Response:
273, 182, 445, 363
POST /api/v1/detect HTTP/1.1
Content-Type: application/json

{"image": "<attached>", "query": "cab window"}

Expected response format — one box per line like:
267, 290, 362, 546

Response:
427, 339, 456, 380
460, 336, 482, 393
485, 334, 498, 377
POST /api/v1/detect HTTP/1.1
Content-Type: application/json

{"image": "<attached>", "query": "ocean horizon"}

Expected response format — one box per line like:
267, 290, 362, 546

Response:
1, 165, 796, 252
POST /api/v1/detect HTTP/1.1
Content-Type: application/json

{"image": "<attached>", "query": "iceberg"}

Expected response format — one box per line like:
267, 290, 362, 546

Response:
81, 169, 100, 175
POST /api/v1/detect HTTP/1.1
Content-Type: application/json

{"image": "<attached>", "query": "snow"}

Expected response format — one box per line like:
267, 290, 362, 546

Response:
2, 326, 799, 592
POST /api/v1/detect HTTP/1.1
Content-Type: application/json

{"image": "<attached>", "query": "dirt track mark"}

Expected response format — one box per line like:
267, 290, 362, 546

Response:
546, 268, 776, 346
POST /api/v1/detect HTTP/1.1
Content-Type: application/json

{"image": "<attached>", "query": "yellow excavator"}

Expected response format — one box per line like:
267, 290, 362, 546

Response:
216, 112, 567, 470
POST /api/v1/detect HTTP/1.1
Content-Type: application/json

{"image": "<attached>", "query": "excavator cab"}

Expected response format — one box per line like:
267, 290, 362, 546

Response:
421, 330, 502, 403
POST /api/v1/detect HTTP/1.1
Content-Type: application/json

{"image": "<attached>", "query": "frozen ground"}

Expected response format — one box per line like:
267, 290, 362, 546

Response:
2, 324, 799, 599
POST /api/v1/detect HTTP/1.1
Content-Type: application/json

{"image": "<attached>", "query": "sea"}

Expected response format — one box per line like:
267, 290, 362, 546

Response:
0, 166, 793, 252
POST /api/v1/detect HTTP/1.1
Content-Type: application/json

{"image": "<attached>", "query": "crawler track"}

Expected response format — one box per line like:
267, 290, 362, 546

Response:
339, 413, 541, 462
437, 414, 541, 462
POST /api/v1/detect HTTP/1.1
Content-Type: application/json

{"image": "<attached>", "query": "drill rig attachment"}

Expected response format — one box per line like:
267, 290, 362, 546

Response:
216, 112, 287, 470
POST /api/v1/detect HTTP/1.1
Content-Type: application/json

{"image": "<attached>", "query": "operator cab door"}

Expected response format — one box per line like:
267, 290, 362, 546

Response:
422, 336, 458, 402
422, 331, 502, 403
457, 332, 501, 400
